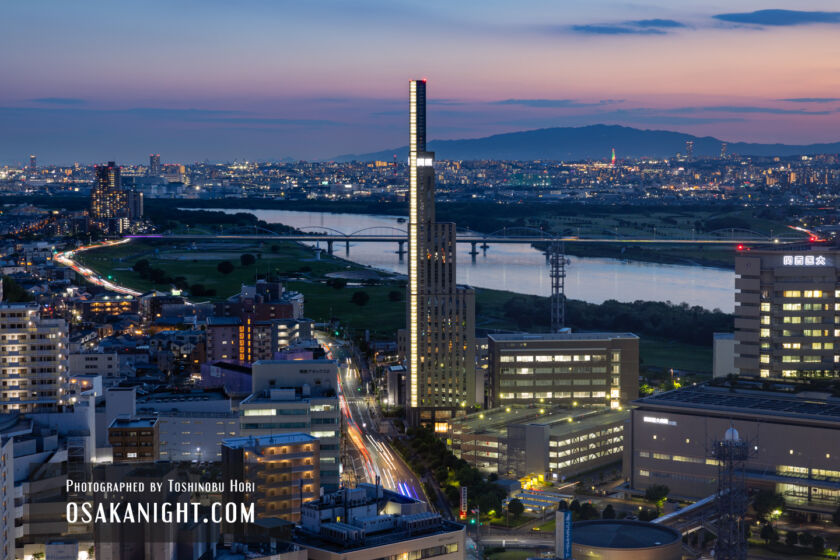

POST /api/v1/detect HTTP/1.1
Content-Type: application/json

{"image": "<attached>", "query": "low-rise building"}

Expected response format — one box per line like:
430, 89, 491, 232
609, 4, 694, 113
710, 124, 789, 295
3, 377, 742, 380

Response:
108, 416, 159, 463
488, 332, 639, 409
450, 406, 627, 481
294, 484, 462, 560
626, 384, 840, 513
222, 433, 320, 524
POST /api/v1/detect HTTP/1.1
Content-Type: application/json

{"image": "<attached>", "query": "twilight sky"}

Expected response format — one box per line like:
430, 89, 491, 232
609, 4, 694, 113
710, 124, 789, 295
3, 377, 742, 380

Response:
3, 0, 840, 164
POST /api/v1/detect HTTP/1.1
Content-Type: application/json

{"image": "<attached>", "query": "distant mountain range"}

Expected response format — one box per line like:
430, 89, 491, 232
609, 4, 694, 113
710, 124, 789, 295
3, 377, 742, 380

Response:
333, 124, 840, 162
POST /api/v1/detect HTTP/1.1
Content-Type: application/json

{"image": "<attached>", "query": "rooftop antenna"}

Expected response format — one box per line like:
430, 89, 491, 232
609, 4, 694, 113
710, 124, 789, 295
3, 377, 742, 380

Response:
710, 423, 754, 560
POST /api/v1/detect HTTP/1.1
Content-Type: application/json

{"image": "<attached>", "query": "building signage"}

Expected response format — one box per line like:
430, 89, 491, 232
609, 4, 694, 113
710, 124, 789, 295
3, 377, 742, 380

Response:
782, 255, 827, 266
555, 510, 572, 559
459, 486, 468, 518
643, 416, 676, 426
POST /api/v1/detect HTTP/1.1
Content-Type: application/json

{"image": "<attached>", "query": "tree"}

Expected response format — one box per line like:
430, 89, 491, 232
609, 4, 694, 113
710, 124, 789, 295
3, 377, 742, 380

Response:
812, 536, 825, 554
569, 499, 581, 513
217, 261, 234, 275
833, 504, 840, 527
785, 530, 798, 547
132, 259, 150, 273
579, 503, 600, 521
797, 532, 812, 547
327, 278, 347, 290
557, 500, 568, 511
753, 490, 785, 520
638, 508, 659, 522
602, 504, 616, 519
760, 524, 777, 544
1, 277, 32, 302
388, 290, 403, 302
644, 485, 670, 509
240, 253, 256, 266
507, 498, 524, 517
351, 291, 370, 306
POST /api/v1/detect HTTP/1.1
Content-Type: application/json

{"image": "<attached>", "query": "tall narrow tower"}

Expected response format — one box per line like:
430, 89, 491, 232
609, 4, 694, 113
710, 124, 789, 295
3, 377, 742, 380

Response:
407, 79, 476, 428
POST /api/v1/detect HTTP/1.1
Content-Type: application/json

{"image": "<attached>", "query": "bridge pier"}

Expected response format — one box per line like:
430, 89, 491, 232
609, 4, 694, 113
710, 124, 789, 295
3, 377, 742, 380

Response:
327, 240, 334, 256
396, 240, 406, 263
480, 243, 489, 256
469, 241, 479, 263
345, 240, 350, 257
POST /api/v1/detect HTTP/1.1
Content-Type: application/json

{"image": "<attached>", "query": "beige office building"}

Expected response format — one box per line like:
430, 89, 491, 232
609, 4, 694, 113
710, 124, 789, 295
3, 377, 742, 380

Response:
735, 245, 840, 379
488, 332, 639, 409
406, 79, 475, 428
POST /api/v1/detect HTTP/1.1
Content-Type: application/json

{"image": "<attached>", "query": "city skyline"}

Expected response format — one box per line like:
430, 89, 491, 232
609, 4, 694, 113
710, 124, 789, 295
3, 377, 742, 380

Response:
3, 1, 840, 163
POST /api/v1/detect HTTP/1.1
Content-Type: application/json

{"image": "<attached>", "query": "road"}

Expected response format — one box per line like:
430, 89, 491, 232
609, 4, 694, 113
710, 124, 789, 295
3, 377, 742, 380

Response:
322, 336, 426, 502
55, 239, 142, 296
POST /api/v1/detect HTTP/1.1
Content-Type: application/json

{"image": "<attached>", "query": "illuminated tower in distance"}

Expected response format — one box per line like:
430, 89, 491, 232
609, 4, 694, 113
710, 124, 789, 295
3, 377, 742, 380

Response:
685, 140, 694, 160
406, 79, 476, 429
29, 155, 36, 175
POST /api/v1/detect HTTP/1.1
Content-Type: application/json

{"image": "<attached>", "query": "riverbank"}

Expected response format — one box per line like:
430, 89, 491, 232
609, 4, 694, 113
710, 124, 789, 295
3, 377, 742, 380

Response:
75, 237, 719, 373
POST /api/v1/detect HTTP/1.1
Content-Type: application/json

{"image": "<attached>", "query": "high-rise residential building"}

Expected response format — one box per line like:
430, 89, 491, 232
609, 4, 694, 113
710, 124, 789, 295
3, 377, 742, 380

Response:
90, 161, 127, 233
487, 332, 639, 409
406, 79, 476, 429
222, 433, 320, 524
149, 153, 161, 176
90, 161, 142, 233
0, 303, 68, 412
28, 155, 36, 174
685, 140, 694, 160
734, 245, 840, 379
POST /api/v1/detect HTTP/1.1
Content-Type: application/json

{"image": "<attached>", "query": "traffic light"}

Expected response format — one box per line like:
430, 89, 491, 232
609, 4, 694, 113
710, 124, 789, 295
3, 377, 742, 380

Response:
470, 518, 476, 525
334, 330, 340, 336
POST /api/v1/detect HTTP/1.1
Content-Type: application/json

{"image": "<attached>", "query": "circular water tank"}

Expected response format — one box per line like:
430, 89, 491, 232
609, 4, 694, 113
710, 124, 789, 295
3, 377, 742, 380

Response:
572, 520, 682, 560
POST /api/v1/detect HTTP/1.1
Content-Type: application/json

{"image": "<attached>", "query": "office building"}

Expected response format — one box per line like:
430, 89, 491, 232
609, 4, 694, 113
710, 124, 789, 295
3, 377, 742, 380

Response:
406, 79, 476, 428
0, 302, 68, 412
149, 153, 161, 176
626, 384, 840, 512
241, 360, 341, 491
488, 332, 639, 409
735, 245, 840, 379
450, 406, 627, 480
294, 483, 463, 560
28, 155, 36, 174
222, 433, 320, 524
108, 416, 160, 463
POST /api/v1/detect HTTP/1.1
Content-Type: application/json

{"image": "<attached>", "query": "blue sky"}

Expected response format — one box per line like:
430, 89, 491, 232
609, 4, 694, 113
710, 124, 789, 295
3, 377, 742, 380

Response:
2, 1, 840, 163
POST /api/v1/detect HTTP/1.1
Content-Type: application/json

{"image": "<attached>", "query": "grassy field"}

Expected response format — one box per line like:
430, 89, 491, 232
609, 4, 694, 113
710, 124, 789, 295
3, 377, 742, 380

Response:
639, 338, 713, 373
75, 238, 407, 337
74, 239, 715, 369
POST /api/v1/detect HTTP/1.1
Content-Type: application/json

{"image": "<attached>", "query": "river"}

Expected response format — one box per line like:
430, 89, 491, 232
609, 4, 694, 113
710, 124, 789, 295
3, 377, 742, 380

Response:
208, 208, 735, 312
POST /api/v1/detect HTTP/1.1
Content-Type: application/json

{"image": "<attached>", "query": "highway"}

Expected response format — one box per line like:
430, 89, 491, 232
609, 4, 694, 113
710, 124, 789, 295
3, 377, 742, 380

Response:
322, 336, 427, 502
54, 239, 142, 296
